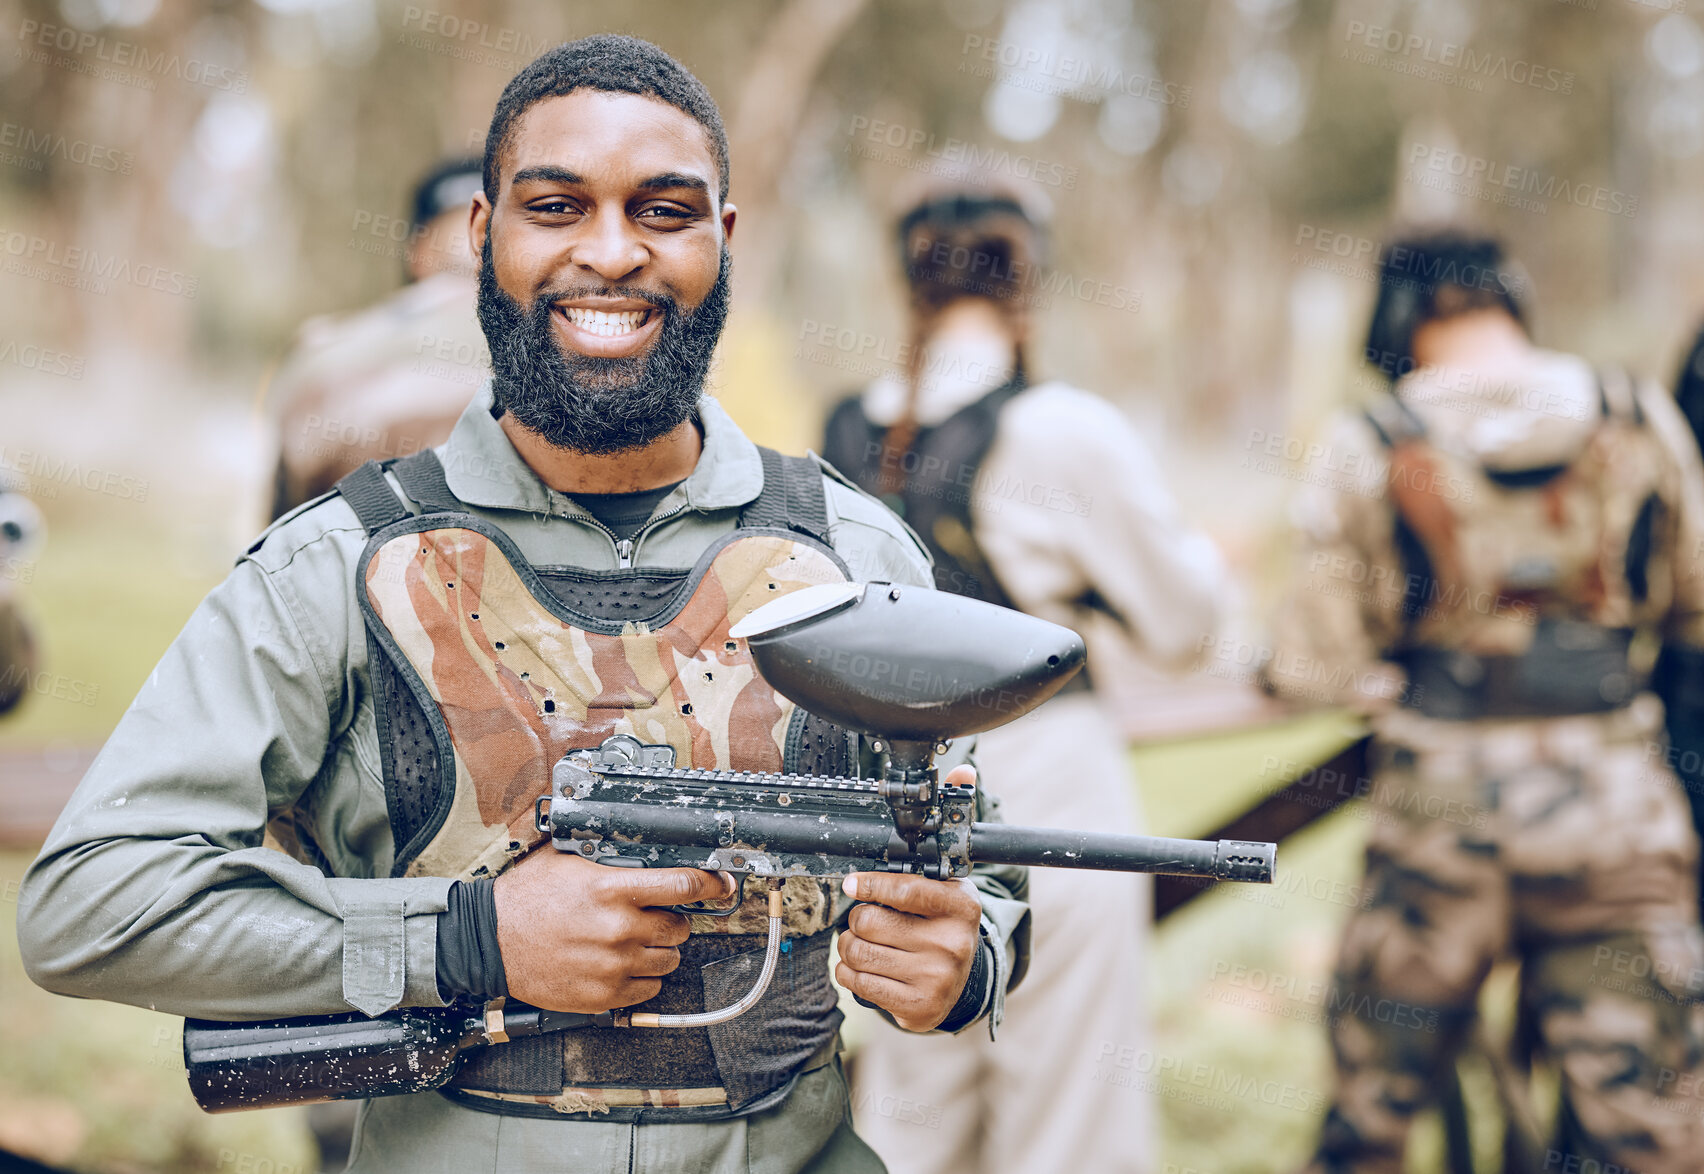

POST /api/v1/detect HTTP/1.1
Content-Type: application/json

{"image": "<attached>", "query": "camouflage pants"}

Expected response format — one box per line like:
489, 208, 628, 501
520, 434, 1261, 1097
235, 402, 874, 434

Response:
1309, 700, 1704, 1174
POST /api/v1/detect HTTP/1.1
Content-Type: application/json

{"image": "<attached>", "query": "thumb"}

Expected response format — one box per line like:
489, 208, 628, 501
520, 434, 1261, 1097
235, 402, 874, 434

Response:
616, 866, 737, 907
942, 764, 977, 790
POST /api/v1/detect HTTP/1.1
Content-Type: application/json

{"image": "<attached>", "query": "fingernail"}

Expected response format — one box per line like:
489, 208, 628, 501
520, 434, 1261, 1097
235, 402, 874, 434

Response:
842, 875, 858, 898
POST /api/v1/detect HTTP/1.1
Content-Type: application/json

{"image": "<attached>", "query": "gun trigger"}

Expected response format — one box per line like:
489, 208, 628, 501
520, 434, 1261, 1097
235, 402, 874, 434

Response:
664, 872, 747, 917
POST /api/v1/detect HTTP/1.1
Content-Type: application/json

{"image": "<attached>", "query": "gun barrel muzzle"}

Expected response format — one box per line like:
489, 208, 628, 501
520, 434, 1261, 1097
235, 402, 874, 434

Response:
968, 824, 1274, 883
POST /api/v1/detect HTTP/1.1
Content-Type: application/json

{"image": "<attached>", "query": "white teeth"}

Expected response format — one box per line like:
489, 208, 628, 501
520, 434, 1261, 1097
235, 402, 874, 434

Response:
562, 307, 647, 336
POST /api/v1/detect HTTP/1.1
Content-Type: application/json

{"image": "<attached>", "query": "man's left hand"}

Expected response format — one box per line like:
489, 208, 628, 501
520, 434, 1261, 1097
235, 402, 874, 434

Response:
835, 764, 985, 1032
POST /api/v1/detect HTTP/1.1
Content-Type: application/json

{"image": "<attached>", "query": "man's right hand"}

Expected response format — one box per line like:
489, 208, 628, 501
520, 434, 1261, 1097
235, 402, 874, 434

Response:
492, 849, 735, 1013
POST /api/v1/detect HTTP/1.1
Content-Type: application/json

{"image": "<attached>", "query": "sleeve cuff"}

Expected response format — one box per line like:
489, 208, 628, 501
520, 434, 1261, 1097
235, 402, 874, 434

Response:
434, 878, 509, 1003
326, 876, 454, 1015
935, 936, 993, 1034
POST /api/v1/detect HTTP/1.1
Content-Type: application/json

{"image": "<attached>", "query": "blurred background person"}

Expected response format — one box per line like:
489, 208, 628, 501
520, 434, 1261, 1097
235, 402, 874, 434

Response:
0, 488, 43, 718
1659, 329, 1704, 913
823, 186, 1229, 1174
267, 156, 488, 520
1265, 231, 1704, 1174
264, 151, 485, 1174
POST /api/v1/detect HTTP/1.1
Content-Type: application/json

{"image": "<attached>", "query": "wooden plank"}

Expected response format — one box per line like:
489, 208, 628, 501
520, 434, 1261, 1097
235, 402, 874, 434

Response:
1154, 735, 1373, 922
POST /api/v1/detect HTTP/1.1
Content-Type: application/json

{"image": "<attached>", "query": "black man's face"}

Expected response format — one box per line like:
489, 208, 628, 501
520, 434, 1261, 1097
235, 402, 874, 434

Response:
469, 90, 736, 454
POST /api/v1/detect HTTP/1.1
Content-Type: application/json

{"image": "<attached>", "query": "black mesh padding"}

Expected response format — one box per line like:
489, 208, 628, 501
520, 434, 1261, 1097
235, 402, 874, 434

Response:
785, 707, 855, 777
532, 567, 693, 623
371, 640, 447, 869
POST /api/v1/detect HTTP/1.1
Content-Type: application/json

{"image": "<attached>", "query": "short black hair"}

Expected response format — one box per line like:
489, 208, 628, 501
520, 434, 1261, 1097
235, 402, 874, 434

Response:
1364, 230, 1526, 383
483, 35, 730, 205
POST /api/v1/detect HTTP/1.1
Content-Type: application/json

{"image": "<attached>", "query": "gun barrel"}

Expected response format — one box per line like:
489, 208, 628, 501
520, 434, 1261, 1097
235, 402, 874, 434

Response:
968, 824, 1274, 882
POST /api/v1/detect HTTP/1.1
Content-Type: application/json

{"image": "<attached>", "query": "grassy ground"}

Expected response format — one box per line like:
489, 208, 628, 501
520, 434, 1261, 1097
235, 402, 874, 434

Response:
0, 515, 1468, 1173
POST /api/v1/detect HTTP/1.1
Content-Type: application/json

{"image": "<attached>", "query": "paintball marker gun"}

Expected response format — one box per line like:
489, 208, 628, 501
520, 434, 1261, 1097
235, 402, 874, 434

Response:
184, 583, 1275, 1111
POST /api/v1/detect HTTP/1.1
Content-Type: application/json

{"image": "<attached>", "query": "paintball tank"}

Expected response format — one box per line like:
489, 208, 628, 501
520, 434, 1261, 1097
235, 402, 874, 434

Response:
185, 583, 1274, 1111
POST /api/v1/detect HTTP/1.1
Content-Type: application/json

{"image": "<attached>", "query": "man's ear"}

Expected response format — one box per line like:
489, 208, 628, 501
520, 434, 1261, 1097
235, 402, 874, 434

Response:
469, 192, 492, 260
721, 201, 737, 247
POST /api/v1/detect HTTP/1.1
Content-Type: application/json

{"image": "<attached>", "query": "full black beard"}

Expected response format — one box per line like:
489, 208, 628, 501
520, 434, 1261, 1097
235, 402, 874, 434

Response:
476, 234, 732, 454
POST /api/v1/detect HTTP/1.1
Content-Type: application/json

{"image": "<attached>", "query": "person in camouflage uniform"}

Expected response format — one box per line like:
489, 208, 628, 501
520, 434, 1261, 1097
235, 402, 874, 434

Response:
1266, 231, 1704, 1174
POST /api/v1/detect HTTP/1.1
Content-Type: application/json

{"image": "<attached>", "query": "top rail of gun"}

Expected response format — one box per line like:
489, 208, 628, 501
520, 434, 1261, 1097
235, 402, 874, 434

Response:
585, 764, 885, 795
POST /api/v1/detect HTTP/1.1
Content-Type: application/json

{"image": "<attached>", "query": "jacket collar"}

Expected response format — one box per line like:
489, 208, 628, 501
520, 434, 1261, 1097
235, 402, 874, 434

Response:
440, 381, 765, 516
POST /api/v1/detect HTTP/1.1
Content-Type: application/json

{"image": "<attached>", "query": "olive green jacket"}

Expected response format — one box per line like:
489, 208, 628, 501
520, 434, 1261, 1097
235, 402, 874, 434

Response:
17, 387, 1029, 1037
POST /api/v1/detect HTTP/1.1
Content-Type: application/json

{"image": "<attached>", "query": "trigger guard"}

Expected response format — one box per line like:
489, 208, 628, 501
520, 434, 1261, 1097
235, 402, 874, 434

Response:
664, 872, 747, 917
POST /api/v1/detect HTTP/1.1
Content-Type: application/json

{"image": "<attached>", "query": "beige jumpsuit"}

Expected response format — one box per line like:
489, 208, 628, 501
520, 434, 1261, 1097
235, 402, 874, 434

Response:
849, 362, 1229, 1174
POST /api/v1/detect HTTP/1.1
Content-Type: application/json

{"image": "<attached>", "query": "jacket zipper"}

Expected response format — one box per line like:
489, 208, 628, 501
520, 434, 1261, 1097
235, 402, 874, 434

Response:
565, 504, 692, 570
618, 505, 691, 569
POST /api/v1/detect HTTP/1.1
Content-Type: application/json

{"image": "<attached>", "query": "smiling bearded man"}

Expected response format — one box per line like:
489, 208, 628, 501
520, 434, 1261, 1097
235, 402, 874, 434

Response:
475, 227, 731, 454
17, 34, 1031, 1174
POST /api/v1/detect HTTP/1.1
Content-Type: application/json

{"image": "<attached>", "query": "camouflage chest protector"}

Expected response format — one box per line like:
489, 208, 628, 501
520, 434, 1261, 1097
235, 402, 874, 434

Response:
335, 447, 856, 1122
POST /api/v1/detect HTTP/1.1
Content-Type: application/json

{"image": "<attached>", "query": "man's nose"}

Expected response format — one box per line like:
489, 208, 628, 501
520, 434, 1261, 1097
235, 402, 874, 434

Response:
569, 209, 646, 283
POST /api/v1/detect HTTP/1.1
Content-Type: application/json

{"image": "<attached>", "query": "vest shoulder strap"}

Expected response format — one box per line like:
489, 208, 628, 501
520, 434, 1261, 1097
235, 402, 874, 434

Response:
391, 449, 462, 512
1596, 365, 1645, 427
739, 447, 832, 545
335, 450, 463, 536
335, 460, 410, 534
1363, 395, 1426, 448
